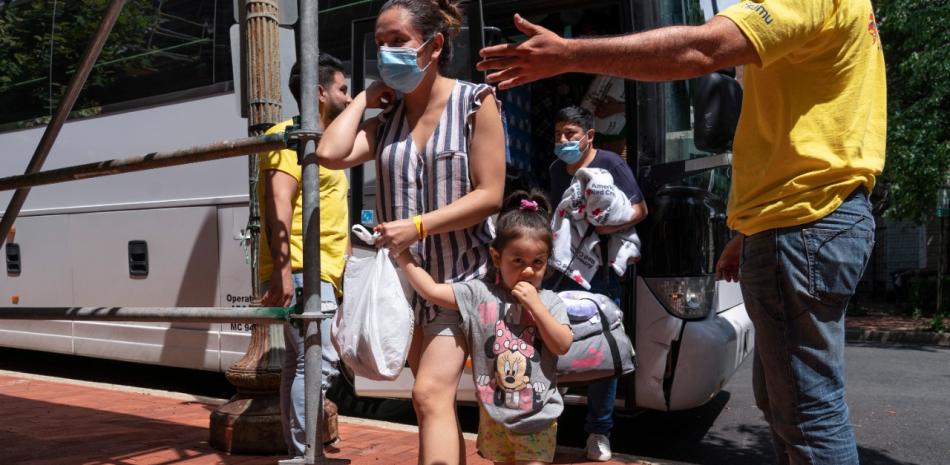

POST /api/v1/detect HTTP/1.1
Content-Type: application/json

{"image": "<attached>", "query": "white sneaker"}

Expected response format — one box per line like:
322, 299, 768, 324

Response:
585, 433, 612, 462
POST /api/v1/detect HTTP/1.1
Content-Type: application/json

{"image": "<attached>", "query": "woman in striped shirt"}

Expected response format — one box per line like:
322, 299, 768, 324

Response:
317, 1, 505, 463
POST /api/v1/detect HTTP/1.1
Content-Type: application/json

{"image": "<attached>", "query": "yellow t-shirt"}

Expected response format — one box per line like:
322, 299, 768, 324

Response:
257, 119, 349, 295
718, 0, 886, 235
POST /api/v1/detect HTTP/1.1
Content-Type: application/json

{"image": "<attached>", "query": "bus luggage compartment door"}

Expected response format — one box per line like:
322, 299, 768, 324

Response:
68, 206, 223, 371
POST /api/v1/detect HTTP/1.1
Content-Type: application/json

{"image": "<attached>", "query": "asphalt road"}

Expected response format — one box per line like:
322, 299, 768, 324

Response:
572, 343, 950, 465
2, 343, 948, 465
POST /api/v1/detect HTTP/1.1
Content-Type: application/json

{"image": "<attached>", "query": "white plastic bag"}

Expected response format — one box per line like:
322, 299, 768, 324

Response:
332, 225, 414, 381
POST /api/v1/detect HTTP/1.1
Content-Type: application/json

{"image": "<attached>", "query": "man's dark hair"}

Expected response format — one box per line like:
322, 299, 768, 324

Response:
555, 105, 594, 132
288, 53, 346, 105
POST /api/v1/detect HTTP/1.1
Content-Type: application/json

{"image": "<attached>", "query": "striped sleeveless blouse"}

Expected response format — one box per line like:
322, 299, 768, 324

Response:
375, 80, 496, 324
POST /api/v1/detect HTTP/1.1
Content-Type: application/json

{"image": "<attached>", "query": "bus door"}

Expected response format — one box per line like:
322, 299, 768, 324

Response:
480, 0, 640, 408
479, 0, 749, 412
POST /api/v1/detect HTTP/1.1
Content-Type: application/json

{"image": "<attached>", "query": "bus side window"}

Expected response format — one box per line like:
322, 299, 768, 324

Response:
0, 0, 235, 131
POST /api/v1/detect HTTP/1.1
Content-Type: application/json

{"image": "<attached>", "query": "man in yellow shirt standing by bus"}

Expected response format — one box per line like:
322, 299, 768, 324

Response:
258, 54, 351, 460
478, 1, 885, 463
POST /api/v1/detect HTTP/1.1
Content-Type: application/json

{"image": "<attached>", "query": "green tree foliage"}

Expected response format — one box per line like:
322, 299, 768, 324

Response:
876, 0, 950, 223
0, 0, 158, 123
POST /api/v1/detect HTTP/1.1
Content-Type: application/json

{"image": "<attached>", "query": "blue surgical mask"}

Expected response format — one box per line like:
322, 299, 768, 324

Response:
377, 38, 432, 94
554, 135, 587, 164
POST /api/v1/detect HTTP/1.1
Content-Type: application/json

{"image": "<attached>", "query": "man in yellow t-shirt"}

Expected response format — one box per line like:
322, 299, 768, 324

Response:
477, 2, 884, 463
258, 53, 351, 459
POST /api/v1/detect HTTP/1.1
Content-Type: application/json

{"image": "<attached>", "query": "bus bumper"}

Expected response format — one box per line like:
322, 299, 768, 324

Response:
667, 303, 754, 410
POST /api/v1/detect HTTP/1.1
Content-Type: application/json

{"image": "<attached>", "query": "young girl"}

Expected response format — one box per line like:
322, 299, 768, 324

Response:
395, 191, 573, 465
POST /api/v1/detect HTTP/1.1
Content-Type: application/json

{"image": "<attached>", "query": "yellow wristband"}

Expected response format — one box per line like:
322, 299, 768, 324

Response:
412, 215, 426, 240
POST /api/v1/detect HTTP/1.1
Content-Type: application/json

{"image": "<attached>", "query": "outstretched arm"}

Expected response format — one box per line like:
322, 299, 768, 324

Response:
477, 14, 759, 89
393, 251, 458, 311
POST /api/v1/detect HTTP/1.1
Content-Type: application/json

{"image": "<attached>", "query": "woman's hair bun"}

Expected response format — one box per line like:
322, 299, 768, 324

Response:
380, 0, 465, 67
434, 0, 463, 38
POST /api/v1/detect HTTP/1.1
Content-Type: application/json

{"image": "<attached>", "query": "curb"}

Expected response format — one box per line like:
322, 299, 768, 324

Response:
846, 328, 950, 347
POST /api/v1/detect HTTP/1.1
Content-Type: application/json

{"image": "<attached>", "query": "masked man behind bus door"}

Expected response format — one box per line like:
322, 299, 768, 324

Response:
546, 105, 647, 462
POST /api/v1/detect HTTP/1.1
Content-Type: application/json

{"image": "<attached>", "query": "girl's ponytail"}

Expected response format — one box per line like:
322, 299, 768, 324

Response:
493, 190, 554, 255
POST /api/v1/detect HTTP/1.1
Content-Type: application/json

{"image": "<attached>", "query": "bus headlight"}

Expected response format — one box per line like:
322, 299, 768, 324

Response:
644, 275, 717, 320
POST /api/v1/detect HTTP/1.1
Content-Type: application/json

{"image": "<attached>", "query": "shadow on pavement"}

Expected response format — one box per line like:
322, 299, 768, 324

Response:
0, 393, 274, 465
553, 391, 920, 465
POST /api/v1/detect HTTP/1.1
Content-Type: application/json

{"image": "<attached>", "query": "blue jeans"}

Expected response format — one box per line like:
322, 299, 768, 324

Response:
264, 274, 341, 458
552, 265, 621, 436
740, 188, 872, 465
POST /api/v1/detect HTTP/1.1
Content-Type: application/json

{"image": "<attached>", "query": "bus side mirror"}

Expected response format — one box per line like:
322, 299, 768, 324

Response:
693, 68, 742, 153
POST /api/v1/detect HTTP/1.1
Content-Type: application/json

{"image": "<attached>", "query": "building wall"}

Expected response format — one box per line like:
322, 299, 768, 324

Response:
888, 220, 928, 275
927, 218, 950, 273
862, 218, 928, 293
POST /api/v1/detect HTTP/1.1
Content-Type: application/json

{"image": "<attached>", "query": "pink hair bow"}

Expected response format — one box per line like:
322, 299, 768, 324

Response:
520, 199, 539, 211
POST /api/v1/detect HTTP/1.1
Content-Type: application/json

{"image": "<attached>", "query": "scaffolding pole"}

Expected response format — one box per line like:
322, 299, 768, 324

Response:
287, 1, 346, 464
0, 0, 127, 248
0, 134, 288, 192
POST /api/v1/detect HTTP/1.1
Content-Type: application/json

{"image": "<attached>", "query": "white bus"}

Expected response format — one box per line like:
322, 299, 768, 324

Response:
0, 0, 750, 412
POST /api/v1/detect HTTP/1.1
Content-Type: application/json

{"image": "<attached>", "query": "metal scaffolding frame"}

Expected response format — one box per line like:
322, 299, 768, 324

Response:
0, 0, 343, 463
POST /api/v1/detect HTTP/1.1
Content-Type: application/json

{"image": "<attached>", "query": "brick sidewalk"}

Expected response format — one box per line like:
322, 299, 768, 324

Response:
0, 372, 649, 465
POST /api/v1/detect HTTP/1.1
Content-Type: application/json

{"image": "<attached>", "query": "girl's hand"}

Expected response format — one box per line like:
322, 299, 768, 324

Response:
365, 81, 396, 109
512, 281, 545, 315
374, 218, 418, 256
514, 281, 573, 355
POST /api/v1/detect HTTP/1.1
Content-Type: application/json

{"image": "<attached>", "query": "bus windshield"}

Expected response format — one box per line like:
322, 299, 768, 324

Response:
656, 0, 737, 203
